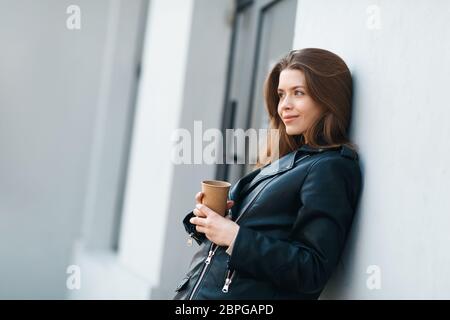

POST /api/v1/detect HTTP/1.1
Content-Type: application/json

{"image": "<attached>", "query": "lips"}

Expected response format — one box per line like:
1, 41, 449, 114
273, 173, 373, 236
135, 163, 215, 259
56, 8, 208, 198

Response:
283, 115, 299, 121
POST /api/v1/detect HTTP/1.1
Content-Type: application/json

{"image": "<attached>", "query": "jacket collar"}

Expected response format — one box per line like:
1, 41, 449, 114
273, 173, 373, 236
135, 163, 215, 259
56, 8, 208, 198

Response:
260, 143, 353, 174
298, 144, 358, 160
228, 144, 358, 201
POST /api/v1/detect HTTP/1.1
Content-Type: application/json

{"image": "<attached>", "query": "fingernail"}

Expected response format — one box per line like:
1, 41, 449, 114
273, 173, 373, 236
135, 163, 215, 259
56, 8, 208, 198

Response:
196, 203, 202, 210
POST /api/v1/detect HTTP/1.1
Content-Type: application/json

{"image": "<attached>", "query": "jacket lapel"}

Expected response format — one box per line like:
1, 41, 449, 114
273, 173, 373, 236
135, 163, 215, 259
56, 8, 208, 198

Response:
228, 167, 261, 202
239, 149, 301, 194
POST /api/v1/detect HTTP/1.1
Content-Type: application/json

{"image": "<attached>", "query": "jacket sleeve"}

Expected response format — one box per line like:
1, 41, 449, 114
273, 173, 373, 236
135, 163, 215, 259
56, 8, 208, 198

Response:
228, 156, 362, 294
182, 211, 206, 245
225, 231, 238, 255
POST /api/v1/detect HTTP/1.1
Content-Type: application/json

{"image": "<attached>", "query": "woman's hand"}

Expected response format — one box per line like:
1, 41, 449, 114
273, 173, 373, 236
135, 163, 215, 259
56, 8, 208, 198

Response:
191, 192, 239, 247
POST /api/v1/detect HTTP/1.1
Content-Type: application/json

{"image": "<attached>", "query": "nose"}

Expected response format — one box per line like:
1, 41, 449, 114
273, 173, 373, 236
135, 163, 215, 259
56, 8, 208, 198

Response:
279, 95, 294, 114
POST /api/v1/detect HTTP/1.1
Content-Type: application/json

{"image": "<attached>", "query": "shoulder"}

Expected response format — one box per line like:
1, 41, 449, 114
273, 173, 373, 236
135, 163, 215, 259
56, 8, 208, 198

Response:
306, 149, 361, 183
301, 150, 362, 207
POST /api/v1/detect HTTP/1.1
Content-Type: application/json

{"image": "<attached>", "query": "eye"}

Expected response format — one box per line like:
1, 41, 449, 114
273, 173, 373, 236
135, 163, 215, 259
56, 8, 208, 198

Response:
295, 90, 304, 96
277, 92, 284, 98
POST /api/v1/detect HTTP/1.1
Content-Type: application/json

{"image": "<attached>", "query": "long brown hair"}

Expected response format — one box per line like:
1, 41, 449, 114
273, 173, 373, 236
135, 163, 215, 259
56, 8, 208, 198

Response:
255, 48, 357, 168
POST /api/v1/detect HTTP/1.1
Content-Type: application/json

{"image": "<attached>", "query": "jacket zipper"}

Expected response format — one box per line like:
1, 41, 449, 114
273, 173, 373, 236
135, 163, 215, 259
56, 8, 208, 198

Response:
187, 184, 268, 299
221, 269, 236, 293
188, 242, 219, 300
219, 175, 278, 294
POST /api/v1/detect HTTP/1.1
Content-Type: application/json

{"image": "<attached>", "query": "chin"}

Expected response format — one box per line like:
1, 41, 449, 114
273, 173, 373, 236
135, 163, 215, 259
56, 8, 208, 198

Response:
285, 126, 303, 136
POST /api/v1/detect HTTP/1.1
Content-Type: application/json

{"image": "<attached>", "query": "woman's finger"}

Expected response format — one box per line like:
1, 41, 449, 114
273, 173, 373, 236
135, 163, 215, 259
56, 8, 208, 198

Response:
193, 208, 207, 217
195, 225, 206, 234
226, 200, 234, 209
190, 216, 206, 226
195, 192, 204, 205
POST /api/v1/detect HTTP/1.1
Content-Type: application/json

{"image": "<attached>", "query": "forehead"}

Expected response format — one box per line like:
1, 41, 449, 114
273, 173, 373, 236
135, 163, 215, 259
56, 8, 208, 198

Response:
278, 69, 305, 88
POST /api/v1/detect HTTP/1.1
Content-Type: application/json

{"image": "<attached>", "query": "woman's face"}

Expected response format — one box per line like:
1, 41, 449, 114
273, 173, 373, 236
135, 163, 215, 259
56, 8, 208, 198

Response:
277, 69, 324, 138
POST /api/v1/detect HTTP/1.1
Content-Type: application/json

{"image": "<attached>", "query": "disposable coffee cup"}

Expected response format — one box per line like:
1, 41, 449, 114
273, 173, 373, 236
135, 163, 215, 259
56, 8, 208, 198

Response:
201, 180, 231, 216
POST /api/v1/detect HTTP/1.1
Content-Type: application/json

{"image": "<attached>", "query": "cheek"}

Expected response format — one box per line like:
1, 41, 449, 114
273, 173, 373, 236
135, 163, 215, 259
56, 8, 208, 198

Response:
301, 111, 317, 128
292, 101, 309, 116
298, 100, 321, 119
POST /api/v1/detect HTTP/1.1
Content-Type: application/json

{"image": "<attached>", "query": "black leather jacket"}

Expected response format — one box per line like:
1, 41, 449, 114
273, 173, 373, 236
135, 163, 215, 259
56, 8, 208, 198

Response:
173, 144, 362, 300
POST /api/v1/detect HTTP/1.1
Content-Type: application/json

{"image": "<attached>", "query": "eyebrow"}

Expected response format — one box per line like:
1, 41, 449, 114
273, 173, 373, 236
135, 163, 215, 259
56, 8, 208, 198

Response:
277, 85, 305, 91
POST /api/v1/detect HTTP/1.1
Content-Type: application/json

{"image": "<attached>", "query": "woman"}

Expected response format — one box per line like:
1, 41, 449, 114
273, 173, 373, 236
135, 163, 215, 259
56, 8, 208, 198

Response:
173, 48, 362, 300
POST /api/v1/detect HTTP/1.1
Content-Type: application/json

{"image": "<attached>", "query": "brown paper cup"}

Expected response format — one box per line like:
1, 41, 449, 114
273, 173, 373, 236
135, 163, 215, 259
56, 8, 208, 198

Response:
201, 180, 231, 216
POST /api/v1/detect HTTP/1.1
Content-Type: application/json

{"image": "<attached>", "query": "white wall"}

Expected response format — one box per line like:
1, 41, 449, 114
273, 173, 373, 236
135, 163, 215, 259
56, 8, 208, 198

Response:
118, 0, 195, 289
69, 0, 196, 299
0, 0, 111, 299
292, 0, 450, 299
0, 0, 147, 299
68, 0, 149, 300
